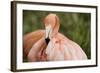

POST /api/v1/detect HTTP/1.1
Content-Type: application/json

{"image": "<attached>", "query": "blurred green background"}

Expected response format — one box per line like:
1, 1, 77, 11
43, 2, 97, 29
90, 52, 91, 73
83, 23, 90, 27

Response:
23, 10, 91, 60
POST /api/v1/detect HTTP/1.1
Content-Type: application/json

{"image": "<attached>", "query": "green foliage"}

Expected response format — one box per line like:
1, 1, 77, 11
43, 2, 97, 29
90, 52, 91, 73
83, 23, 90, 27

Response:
23, 10, 91, 59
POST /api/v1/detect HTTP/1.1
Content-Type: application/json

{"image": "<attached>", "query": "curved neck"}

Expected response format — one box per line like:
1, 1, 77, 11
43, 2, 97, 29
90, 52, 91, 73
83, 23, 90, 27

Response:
52, 16, 60, 37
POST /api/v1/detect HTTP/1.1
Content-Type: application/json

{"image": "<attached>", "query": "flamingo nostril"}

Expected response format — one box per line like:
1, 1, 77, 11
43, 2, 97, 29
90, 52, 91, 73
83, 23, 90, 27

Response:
45, 38, 50, 45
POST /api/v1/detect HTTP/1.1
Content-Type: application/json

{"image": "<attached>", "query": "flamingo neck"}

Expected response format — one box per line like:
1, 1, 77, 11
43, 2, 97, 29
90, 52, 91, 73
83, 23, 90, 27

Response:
52, 24, 59, 38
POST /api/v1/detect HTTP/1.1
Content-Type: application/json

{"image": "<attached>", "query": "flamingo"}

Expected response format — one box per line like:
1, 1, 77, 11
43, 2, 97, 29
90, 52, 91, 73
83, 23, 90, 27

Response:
23, 13, 87, 62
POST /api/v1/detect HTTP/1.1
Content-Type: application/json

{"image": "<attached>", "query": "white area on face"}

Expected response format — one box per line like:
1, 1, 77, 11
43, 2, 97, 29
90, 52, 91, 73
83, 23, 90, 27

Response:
45, 25, 52, 39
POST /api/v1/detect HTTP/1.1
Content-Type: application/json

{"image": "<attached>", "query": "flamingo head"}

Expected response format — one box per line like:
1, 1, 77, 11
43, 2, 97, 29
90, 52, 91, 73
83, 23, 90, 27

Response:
44, 13, 60, 44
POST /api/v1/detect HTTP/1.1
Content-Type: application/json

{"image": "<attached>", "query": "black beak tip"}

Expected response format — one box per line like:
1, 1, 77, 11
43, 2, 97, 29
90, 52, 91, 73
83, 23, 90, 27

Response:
45, 38, 50, 45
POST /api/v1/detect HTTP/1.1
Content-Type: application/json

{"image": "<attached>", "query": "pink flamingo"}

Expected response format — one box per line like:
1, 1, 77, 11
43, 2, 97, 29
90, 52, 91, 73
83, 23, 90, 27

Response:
23, 13, 87, 62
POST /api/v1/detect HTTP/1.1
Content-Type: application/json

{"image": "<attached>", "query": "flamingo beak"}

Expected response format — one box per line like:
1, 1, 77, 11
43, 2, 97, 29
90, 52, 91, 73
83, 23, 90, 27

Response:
45, 25, 52, 44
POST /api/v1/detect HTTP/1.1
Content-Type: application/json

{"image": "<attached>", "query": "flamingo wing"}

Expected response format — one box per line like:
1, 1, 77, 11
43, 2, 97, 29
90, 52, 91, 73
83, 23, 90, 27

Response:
27, 37, 47, 62
57, 33, 87, 60
23, 30, 45, 57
